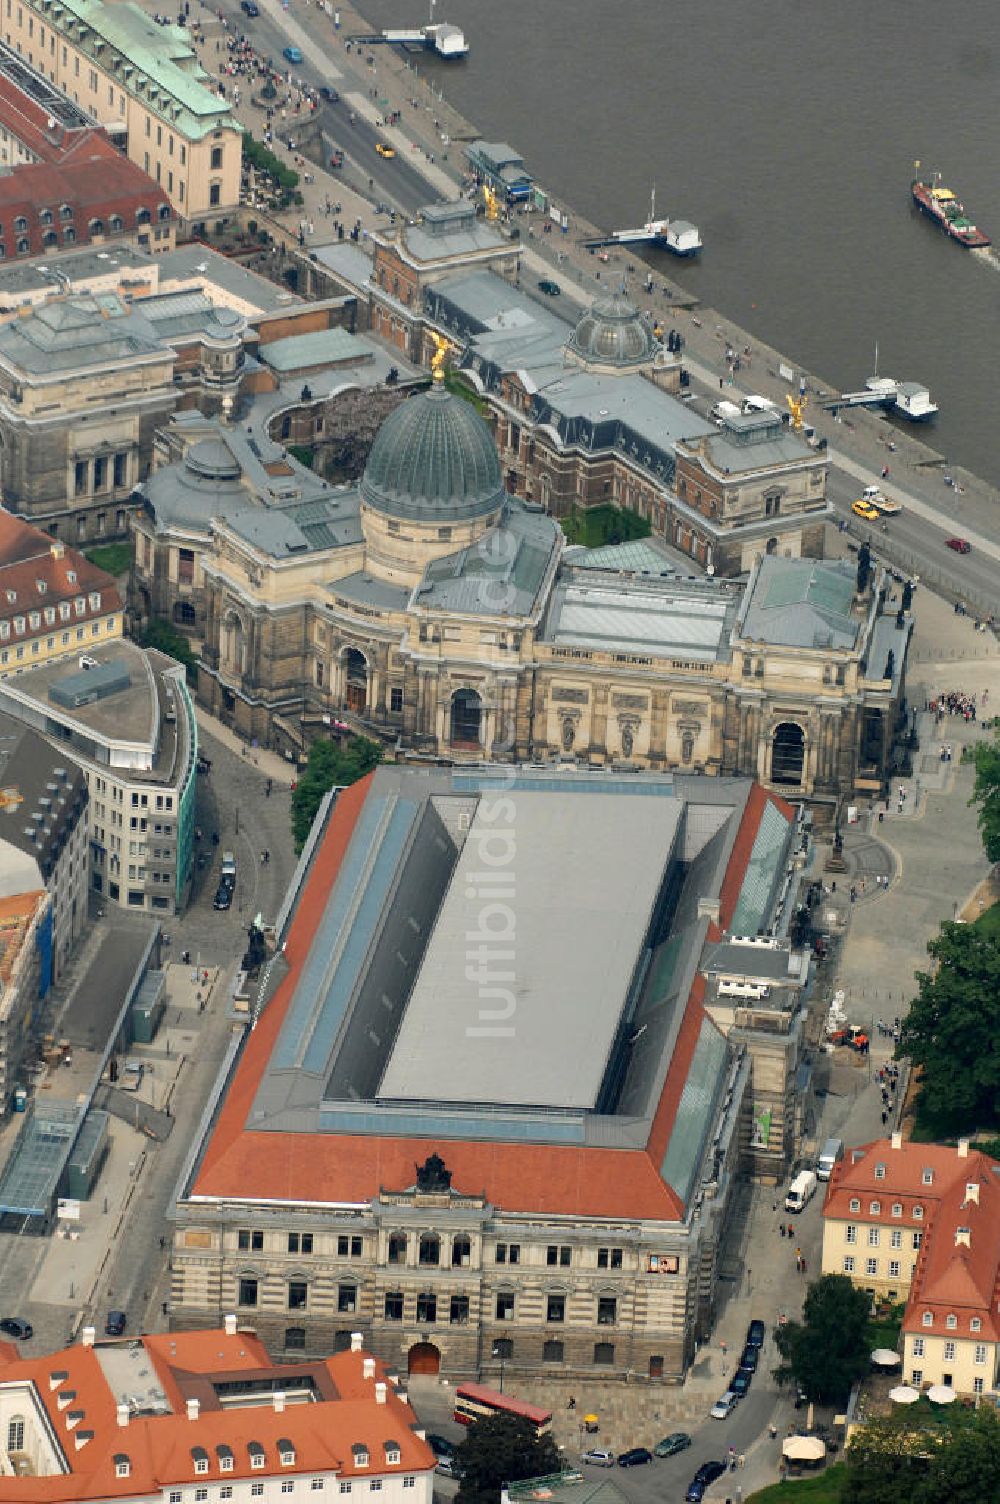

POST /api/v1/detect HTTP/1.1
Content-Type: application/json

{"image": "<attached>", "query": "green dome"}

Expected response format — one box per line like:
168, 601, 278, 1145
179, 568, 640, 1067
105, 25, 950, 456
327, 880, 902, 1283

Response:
361, 384, 505, 523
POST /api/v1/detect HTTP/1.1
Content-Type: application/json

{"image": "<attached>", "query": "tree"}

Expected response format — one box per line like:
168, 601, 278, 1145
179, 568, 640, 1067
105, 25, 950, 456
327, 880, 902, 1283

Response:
895, 918, 1000, 1134
455, 1413, 561, 1504
970, 723, 1000, 863
137, 616, 197, 684
845, 1407, 1000, 1504
774, 1273, 871, 1404
290, 734, 382, 850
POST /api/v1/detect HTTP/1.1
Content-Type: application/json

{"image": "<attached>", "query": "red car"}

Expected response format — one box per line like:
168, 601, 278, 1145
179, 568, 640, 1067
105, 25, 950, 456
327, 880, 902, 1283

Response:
946, 537, 971, 554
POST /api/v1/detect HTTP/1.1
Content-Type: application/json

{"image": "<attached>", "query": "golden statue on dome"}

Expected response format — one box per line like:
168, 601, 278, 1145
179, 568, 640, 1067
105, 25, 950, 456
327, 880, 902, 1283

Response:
429, 331, 455, 383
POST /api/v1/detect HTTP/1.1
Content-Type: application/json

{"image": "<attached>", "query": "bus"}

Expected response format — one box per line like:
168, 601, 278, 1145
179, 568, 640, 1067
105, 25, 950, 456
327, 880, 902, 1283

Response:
453, 1383, 552, 1437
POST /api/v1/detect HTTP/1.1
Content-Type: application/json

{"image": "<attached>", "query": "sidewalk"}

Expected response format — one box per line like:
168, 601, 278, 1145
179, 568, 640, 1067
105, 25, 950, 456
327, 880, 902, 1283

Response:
193, 703, 296, 785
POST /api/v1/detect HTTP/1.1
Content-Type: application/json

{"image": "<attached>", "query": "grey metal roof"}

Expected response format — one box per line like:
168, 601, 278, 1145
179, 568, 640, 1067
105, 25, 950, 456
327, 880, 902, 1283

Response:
543, 575, 736, 658
311, 241, 374, 293
739, 556, 860, 650
0, 710, 87, 881
0, 294, 164, 374
0, 242, 151, 298
702, 938, 802, 983
379, 790, 684, 1110
564, 537, 682, 574
226, 495, 363, 556
704, 412, 816, 472
156, 245, 303, 313
411, 502, 559, 617
361, 383, 506, 524
3, 638, 157, 746
329, 572, 410, 612
259, 328, 369, 373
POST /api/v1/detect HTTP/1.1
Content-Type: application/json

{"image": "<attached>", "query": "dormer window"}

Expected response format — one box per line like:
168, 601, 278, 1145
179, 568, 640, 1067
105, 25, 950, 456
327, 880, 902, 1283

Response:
279, 1440, 296, 1466
972, 1318, 982, 1332
249, 1442, 266, 1470
75, 596, 86, 615
869, 1200, 881, 1215
5, 589, 14, 602
891, 1203, 902, 1217
914, 1205, 924, 1219
14, 616, 25, 634
384, 1443, 401, 1467
874, 1163, 885, 1179
36, 579, 46, 594
29, 611, 40, 629
217, 1445, 234, 1472
849, 1198, 860, 1213
195, 1457, 208, 1474
67, 570, 76, 583
352, 1445, 370, 1469
922, 1169, 934, 1185
946, 1314, 957, 1330
89, 591, 101, 610
114, 1455, 131, 1479
922, 1311, 932, 1327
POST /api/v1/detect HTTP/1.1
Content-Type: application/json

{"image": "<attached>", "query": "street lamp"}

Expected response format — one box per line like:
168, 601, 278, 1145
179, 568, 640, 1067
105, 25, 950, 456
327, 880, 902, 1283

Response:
491, 1340, 506, 1393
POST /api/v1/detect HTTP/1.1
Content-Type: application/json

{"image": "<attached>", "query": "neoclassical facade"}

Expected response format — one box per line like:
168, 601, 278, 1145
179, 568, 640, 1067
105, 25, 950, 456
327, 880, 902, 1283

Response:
133, 378, 909, 806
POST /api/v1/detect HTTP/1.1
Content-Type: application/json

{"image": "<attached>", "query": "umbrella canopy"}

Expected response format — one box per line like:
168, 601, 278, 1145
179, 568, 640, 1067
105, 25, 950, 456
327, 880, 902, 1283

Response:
927, 1385, 957, 1405
889, 1385, 920, 1404
583, 1415, 599, 1424
871, 1348, 902, 1367
783, 1436, 827, 1462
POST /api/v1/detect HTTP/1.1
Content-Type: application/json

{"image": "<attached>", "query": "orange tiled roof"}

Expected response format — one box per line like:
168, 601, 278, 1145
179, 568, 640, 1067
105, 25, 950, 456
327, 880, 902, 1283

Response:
0, 1329, 435, 1502
822, 1138, 995, 1222
0, 513, 122, 640
902, 1165, 1000, 1342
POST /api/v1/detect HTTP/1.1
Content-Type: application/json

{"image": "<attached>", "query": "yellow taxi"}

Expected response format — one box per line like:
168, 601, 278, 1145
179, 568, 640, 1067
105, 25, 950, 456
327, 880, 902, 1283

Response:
852, 499, 880, 521
375, 142, 396, 159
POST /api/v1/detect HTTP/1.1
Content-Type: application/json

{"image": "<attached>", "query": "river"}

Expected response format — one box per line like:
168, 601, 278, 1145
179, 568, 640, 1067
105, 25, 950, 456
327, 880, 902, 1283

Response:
354, 0, 1000, 486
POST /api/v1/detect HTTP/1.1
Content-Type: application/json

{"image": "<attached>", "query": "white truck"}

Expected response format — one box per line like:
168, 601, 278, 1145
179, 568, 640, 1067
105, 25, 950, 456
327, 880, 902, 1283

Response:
817, 1137, 844, 1181
784, 1168, 818, 1213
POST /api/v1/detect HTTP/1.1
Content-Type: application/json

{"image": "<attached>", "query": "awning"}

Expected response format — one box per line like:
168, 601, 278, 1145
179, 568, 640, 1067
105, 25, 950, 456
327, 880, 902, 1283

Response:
871, 1348, 902, 1367
782, 1436, 826, 1462
889, 1385, 920, 1404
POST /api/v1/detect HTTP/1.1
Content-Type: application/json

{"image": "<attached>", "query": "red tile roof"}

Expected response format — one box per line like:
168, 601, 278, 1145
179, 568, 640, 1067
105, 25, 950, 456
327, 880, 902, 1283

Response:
0, 511, 122, 641
0, 1330, 434, 1502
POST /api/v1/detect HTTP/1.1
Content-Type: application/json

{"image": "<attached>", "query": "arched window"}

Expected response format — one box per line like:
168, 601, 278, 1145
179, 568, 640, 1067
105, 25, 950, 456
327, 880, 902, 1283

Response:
63, 227, 75, 244
16, 238, 29, 255
109, 214, 124, 233
60, 204, 73, 222
42, 230, 58, 248
136, 207, 151, 226
158, 203, 171, 222
89, 218, 105, 237
14, 216, 26, 233
771, 722, 805, 786
39, 208, 53, 226
418, 1234, 440, 1267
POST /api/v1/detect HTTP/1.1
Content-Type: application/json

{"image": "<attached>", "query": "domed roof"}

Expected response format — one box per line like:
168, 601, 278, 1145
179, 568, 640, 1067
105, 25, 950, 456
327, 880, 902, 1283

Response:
567, 292, 659, 369
361, 384, 505, 523
185, 437, 241, 483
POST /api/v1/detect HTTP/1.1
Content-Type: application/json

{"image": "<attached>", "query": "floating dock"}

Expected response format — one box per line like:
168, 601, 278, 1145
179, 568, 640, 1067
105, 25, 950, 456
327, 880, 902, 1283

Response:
353, 23, 468, 57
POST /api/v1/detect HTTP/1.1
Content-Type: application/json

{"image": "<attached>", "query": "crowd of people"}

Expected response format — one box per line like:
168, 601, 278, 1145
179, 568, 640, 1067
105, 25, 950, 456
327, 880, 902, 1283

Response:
927, 689, 985, 722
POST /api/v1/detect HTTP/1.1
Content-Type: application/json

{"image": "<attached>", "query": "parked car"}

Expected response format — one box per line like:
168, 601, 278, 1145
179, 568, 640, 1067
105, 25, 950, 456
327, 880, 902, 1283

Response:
282, 45, 303, 63
617, 1448, 652, 1468
375, 142, 396, 159
537, 279, 561, 296
240, 1, 259, 14
730, 1368, 752, 1398
739, 1343, 759, 1371
426, 1435, 455, 1459
852, 499, 880, 521
105, 1310, 127, 1337
746, 1318, 766, 1348
213, 882, 233, 911
685, 1461, 726, 1503
654, 1432, 692, 1457
0, 1317, 32, 1340
580, 1450, 615, 1468
710, 1391, 738, 1420
946, 537, 971, 554
319, 85, 339, 102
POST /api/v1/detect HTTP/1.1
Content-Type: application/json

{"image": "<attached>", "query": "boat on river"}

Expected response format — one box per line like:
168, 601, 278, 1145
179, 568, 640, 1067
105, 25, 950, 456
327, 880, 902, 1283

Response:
911, 166, 990, 249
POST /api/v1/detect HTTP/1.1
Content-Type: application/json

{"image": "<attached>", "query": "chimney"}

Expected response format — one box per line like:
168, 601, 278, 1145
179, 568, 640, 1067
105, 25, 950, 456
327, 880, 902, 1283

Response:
964, 1182, 980, 1206
273, 1392, 286, 1413
350, 1332, 363, 1353
224, 1314, 238, 1336
116, 1404, 130, 1429
890, 1131, 902, 1150
375, 1382, 387, 1406
81, 1326, 95, 1348
363, 1357, 376, 1380
957, 1138, 970, 1158
955, 1227, 971, 1248
187, 1398, 200, 1422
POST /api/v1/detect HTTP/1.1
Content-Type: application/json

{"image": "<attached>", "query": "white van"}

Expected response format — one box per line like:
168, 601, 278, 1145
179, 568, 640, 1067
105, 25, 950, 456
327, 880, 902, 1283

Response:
817, 1137, 844, 1181
742, 394, 778, 414
784, 1169, 818, 1213
711, 399, 742, 423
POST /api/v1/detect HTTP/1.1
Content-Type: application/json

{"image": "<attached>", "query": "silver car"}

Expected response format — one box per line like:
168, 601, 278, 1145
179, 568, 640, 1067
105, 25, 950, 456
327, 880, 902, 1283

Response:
710, 1391, 738, 1420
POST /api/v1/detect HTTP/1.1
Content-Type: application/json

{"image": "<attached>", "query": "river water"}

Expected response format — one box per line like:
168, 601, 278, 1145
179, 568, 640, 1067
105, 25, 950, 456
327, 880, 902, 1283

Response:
354, 0, 1000, 485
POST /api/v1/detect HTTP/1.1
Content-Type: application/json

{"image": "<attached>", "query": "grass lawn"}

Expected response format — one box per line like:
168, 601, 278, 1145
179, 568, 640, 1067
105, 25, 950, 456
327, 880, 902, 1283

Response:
972, 900, 1000, 940
747, 1462, 846, 1503
560, 503, 651, 548
85, 542, 132, 576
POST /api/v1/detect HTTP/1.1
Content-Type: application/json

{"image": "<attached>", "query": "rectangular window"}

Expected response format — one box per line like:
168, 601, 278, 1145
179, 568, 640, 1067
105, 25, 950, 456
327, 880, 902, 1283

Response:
338, 1284, 357, 1313
974, 1377, 984, 1394
890, 1229, 902, 1249
842, 1256, 855, 1273
597, 1247, 623, 1269
495, 1292, 515, 1321
384, 1292, 403, 1321
547, 1295, 565, 1323
390, 686, 403, 713
211, 144, 223, 169
944, 1341, 956, 1361
288, 1281, 308, 1310
868, 1227, 880, 1247
888, 1260, 901, 1278
975, 1344, 987, 1364
912, 1337, 924, 1357
597, 1296, 617, 1325
449, 1296, 469, 1325
913, 1231, 923, 1249
238, 1278, 258, 1307
252, 1487, 264, 1499
416, 1292, 436, 1323
288, 1232, 314, 1254
845, 1225, 857, 1244
866, 1258, 878, 1276
495, 1243, 520, 1264
239, 1230, 264, 1252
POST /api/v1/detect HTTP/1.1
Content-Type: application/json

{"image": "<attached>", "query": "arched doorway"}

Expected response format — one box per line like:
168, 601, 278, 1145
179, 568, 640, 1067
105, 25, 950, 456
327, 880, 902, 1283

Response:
766, 536, 779, 555
408, 1342, 441, 1376
223, 610, 246, 676
343, 648, 368, 714
772, 722, 805, 785
451, 689, 482, 750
